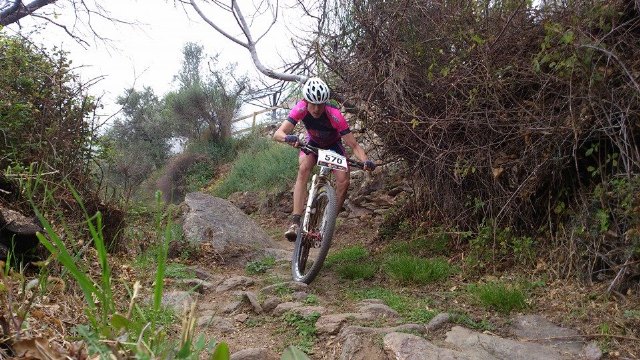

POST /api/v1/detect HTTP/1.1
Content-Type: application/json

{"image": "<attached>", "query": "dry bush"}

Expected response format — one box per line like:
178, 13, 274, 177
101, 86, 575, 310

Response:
1, 34, 125, 252
328, 0, 640, 231
157, 152, 210, 204
321, 0, 640, 285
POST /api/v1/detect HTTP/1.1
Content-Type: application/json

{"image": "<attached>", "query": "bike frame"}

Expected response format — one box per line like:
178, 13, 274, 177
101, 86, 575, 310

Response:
301, 166, 332, 236
291, 141, 364, 283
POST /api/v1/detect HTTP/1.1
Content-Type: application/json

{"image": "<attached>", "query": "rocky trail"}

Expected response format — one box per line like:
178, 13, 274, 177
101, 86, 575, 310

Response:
161, 254, 603, 360
158, 191, 607, 360
1, 161, 636, 359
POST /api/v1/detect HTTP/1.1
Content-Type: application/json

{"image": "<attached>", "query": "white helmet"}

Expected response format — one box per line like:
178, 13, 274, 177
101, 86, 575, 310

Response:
302, 77, 330, 104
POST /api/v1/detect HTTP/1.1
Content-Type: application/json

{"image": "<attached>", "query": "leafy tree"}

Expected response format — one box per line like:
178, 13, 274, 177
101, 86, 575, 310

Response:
100, 87, 172, 202
0, 32, 97, 186
0, 32, 126, 249
164, 42, 247, 144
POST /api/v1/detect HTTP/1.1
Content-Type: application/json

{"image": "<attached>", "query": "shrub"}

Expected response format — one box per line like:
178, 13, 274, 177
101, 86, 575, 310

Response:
325, 246, 377, 280
384, 255, 454, 284
213, 140, 298, 198
157, 152, 210, 203
467, 281, 527, 314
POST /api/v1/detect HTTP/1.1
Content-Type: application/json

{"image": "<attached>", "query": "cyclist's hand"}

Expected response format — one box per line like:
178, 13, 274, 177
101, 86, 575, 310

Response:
284, 135, 299, 147
364, 160, 376, 171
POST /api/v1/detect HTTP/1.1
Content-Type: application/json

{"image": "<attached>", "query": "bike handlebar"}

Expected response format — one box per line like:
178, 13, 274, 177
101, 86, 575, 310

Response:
298, 142, 365, 169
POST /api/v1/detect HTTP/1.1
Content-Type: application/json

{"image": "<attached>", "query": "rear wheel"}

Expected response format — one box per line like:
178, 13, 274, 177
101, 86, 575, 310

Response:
291, 185, 338, 284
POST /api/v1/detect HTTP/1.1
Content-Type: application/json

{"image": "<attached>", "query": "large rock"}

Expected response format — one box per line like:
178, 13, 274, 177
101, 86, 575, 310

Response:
509, 315, 602, 360
445, 326, 593, 359
181, 192, 276, 258
0, 205, 42, 256
383, 332, 462, 360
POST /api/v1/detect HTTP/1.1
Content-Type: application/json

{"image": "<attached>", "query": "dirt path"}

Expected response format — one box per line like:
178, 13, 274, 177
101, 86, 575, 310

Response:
169, 212, 638, 359
187, 214, 386, 359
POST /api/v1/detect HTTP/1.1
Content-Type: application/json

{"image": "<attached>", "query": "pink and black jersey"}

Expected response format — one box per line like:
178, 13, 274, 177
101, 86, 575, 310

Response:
287, 100, 351, 148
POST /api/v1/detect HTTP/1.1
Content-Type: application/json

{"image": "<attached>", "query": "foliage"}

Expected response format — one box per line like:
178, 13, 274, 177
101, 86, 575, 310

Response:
550, 176, 640, 290
449, 312, 495, 331
26, 182, 228, 358
100, 87, 173, 204
165, 262, 197, 279
464, 221, 536, 271
282, 311, 321, 354
325, 245, 377, 280
245, 256, 276, 275
165, 42, 247, 142
384, 254, 455, 284
212, 137, 298, 198
325, 0, 640, 237
348, 287, 436, 323
0, 33, 114, 223
0, 34, 96, 172
467, 281, 527, 314
385, 225, 471, 258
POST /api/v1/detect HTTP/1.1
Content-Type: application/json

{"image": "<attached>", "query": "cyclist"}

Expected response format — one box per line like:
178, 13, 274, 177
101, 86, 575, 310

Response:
273, 77, 376, 241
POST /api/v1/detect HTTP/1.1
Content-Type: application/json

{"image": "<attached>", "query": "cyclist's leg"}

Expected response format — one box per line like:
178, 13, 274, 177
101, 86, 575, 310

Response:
327, 141, 349, 212
334, 169, 349, 212
286, 152, 315, 241
293, 151, 315, 216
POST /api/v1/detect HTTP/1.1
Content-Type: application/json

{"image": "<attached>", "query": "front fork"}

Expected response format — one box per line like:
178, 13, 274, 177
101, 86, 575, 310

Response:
302, 173, 319, 234
301, 167, 330, 242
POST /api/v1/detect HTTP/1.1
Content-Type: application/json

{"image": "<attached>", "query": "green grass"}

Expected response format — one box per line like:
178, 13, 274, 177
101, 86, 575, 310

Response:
348, 287, 436, 323
386, 229, 454, 257
467, 281, 527, 313
26, 180, 230, 359
623, 310, 640, 319
383, 255, 455, 284
283, 311, 321, 354
450, 311, 496, 331
334, 263, 378, 280
164, 262, 196, 279
303, 294, 319, 305
246, 256, 276, 275
213, 139, 298, 198
325, 245, 369, 265
325, 246, 377, 280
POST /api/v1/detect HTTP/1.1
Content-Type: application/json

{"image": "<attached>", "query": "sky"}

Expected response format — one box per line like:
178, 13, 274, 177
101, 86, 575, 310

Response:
2, 0, 306, 128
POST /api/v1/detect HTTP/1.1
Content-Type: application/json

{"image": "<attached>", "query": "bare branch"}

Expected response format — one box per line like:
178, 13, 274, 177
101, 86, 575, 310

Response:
188, 0, 308, 83
31, 13, 90, 47
189, 0, 248, 48
0, 0, 56, 26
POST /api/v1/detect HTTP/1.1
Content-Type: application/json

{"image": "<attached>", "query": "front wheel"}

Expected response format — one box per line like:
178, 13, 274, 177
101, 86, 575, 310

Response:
291, 185, 338, 284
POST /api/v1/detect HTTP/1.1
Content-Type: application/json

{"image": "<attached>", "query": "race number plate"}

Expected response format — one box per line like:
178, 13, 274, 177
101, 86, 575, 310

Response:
317, 149, 348, 172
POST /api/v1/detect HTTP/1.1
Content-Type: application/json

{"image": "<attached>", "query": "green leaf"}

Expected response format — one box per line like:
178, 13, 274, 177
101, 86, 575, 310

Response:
176, 340, 192, 358
110, 314, 130, 331
471, 34, 485, 45
280, 345, 311, 360
211, 342, 230, 360
561, 30, 574, 44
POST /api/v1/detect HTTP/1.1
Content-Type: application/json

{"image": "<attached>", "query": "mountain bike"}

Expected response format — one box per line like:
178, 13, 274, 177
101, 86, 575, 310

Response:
291, 141, 364, 284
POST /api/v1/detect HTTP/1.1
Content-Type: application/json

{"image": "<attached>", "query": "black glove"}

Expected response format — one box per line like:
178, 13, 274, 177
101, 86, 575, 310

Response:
364, 160, 376, 171
284, 135, 298, 145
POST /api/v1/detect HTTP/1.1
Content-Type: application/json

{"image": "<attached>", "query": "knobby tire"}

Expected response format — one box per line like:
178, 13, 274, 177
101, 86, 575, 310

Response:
291, 185, 338, 284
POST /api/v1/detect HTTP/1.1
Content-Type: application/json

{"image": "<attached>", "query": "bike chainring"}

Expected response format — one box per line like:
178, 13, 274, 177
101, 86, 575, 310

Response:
304, 231, 323, 248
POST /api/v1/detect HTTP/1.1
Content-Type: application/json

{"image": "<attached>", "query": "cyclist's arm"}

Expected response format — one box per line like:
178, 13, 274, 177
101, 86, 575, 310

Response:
273, 120, 296, 143
342, 133, 368, 163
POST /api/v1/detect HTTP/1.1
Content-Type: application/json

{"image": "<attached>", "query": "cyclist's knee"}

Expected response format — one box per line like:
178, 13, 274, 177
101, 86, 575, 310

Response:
335, 176, 349, 190
298, 164, 312, 177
